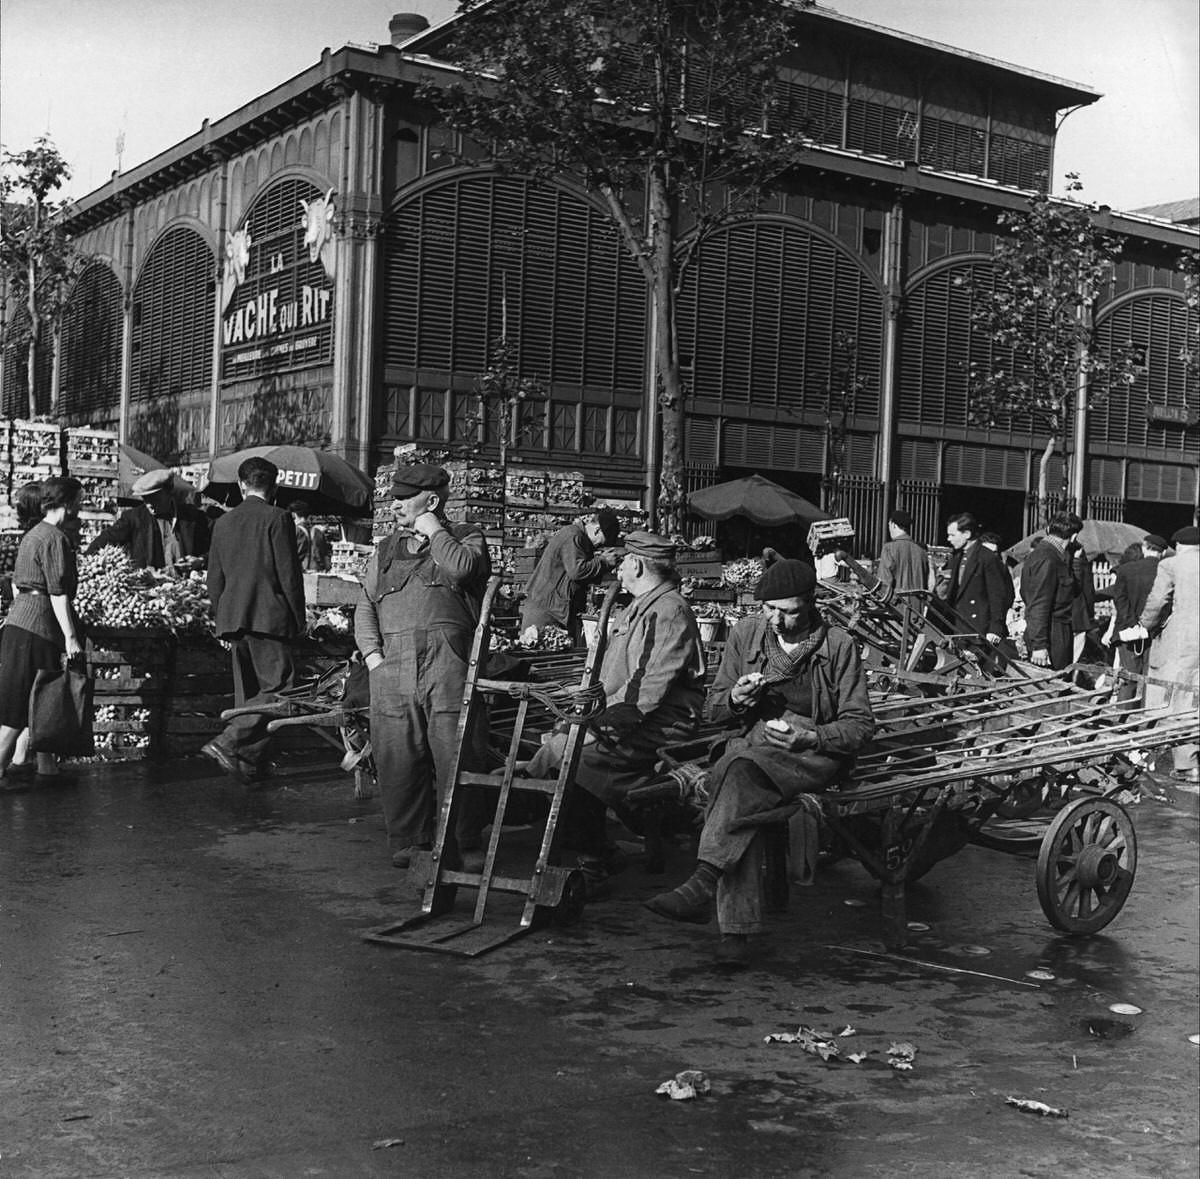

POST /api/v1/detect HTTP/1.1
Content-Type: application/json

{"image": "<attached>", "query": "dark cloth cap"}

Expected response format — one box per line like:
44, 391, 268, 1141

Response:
391, 463, 450, 498
754, 558, 817, 600
596, 508, 620, 546
1143, 534, 1168, 550
889, 508, 913, 531
1171, 525, 1199, 546
622, 530, 676, 563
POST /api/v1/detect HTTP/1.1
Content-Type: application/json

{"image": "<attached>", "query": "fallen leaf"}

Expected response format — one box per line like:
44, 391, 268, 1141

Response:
371, 1138, 405, 1149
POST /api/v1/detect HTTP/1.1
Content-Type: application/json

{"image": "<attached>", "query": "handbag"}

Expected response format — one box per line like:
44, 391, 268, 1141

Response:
28, 656, 95, 757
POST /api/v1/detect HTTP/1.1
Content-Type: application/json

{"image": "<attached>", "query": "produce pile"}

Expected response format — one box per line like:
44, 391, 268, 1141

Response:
721, 557, 765, 590
488, 624, 573, 653
75, 547, 216, 635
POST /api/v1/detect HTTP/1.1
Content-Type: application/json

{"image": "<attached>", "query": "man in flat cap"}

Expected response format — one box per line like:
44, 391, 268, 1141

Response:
518, 509, 621, 646
86, 468, 210, 570
875, 508, 931, 596
646, 555, 874, 963
355, 464, 491, 869
1139, 525, 1199, 783
524, 530, 705, 892
204, 456, 306, 784
1109, 533, 1166, 701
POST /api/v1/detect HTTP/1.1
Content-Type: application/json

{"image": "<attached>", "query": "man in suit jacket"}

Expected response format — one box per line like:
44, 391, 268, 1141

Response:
1020, 512, 1083, 669
86, 469, 210, 569
942, 513, 1009, 655
203, 457, 306, 783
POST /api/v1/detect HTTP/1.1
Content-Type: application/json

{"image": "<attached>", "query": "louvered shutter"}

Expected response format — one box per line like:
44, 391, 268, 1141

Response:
1092, 294, 1196, 458
60, 262, 123, 422
1, 308, 53, 416
131, 226, 214, 402
381, 174, 645, 403
680, 220, 882, 419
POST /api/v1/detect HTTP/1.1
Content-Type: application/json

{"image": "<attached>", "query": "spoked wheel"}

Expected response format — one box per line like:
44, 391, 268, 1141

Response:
1036, 797, 1137, 934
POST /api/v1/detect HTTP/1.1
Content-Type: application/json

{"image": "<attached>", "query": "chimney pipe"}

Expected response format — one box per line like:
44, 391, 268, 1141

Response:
389, 12, 430, 46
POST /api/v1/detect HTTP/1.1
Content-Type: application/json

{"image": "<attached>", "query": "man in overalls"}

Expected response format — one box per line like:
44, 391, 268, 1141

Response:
354, 465, 491, 870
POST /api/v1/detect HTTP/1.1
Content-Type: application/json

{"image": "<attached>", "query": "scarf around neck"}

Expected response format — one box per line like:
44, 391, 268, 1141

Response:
763, 620, 828, 685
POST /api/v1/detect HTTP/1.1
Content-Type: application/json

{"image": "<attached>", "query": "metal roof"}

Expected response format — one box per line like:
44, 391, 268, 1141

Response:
401, 0, 1101, 106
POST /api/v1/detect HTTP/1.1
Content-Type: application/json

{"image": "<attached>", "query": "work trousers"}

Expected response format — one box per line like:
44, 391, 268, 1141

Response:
698, 753, 840, 935
369, 630, 485, 851
220, 633, 294, 771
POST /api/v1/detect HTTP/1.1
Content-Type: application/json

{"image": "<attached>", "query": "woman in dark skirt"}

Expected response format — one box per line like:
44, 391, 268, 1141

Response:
0, 476, 84, 784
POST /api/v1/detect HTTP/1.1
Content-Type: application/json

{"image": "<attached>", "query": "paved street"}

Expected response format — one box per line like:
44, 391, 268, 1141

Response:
1, 755, 1196, 1178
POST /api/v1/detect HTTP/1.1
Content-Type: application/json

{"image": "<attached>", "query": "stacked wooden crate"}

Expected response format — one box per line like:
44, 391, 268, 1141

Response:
87, 628, 172, 759
65, 426, 120, 550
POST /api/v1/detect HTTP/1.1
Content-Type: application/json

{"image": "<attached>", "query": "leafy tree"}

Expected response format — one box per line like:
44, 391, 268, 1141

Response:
424, 0, 814, 530
0, 136, 82, 417
1179, 248, 1200, 380
965, 176, 1140, 524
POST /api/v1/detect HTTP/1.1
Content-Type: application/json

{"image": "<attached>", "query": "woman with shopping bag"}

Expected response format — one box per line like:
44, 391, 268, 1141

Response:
0, 476, 87, 786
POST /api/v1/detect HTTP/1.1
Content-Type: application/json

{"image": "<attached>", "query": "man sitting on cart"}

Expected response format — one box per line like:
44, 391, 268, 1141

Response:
645, 556, 875, 963
524, 530, 705, 894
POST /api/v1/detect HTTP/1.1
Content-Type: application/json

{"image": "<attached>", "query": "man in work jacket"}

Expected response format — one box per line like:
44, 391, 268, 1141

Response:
645, 557, 875, 964
88, 468, 210, 570
875, 508, 931, 595
942, 511, 1010, 647
518, 510, 620, 644
354, 464, 491, 869
525, 530, 705, 891
1109, 533, 1165, 700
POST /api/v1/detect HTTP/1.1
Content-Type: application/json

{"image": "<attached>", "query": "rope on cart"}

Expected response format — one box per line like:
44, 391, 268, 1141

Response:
496, 679, 607, 723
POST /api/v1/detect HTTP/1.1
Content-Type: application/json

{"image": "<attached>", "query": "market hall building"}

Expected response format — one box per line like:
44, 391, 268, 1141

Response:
9, 5, 1198, 551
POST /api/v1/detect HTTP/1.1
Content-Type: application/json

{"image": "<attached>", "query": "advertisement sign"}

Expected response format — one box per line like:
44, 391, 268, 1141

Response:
220, 183, 336, 380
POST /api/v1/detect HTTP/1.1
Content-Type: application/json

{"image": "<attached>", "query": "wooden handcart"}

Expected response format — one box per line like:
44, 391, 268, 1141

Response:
364, 579, 621, 956
632, 666, 1198, 948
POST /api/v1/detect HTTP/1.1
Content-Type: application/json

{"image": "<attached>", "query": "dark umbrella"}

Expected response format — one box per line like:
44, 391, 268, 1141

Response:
688, 475, 829, 527
1005, 520, 1148, 564
117, 444, 167, 496
204, 445, 373, 517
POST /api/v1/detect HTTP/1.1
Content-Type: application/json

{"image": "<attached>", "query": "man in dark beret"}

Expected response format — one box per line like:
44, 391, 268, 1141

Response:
1139, 525, 1199, 783
524, 530, 705, 893
519, 508, 621, 645
645, 554, 875, 963
354, 464, 491, 867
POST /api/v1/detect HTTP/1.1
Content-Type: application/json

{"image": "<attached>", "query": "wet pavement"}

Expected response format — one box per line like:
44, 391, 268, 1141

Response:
1, 756, 1197, 1178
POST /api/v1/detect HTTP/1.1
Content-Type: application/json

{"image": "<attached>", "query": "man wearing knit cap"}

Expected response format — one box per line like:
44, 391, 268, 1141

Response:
875, 508, 931, 595
1139, 525, 1199, 783
526, 530, 705, 892
354, 463, 491, 868
645, 555, 874, 962
87, 468, 210, 570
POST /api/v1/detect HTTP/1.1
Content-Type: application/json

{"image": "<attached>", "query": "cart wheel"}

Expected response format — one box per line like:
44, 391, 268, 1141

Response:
1036, 797, 1137, 935
531, 870, 588, 930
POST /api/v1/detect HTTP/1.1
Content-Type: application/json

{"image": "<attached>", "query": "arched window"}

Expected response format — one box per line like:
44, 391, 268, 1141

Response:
1, 307, 53, 418
382, 173, 646, 394
1091, 293, 1197, 458
60, 262, 124, 423
130, 226, 214, 403
677, 218, 883, 418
